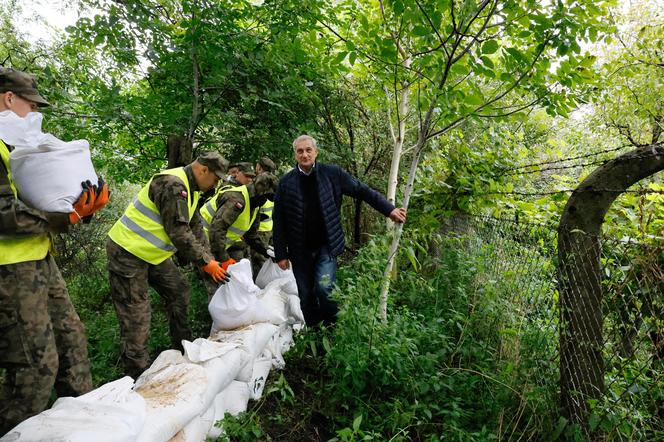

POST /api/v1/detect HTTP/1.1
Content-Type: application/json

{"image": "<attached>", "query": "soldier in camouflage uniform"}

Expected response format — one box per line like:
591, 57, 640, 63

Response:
106, 152, 229, 378
0, 68, 109, 435
200, 170, 279, 298
251, 156, 277, 278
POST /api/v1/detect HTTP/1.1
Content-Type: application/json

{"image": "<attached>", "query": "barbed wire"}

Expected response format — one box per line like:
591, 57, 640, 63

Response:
446, 187, 664, 197
497, 150, 664, 178
499, 143, 634, 173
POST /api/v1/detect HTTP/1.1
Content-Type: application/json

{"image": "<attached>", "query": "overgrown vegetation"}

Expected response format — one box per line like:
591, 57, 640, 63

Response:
2, 0, 663, 439
219, 225, 560, 440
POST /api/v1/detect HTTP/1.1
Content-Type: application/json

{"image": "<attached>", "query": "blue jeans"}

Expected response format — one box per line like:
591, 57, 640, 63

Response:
291, 245, 338, 326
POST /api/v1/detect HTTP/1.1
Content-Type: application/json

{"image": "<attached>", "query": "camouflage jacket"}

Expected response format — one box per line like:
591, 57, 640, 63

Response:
148, 165, 213, 267
208, 189, 265, 262
0, 141, 70, 238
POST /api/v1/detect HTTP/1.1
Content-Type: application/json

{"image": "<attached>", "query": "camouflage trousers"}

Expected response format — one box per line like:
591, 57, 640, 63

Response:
106, 239, 192, 379
0, 255, 92, 435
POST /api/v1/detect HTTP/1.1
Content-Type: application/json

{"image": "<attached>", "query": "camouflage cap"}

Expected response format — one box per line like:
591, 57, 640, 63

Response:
257, 156, 276, 173
197, 151, 229, 178
253, 172, 279, 197
0, 68, 50, 107
235, 162, 256, 178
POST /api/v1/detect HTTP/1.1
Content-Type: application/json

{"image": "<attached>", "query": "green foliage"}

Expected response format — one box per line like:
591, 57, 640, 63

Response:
305, 227, 560, 439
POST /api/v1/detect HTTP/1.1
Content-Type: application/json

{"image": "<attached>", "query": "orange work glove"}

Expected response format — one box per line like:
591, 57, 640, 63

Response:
92, 177, 110, 212
202, 260, 229, 283
220, 258, 236, 271
69, 181, 97, 225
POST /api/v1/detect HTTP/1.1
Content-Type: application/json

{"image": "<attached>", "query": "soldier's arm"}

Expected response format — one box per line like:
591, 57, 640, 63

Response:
244, 211, 267, 256
209, 194, 243, 262
0, 162, 69, 235
149, 175, 213, 267
189, 209, 209, 251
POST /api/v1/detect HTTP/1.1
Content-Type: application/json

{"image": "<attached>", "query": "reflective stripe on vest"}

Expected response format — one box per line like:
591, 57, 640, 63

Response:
257, 199, 273, 232
107, 167, 199, 265
199, 184, 257, 249
0, 140, 51, 265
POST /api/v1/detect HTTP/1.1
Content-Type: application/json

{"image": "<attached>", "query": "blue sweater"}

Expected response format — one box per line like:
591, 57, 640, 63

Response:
273, 163, 395, 261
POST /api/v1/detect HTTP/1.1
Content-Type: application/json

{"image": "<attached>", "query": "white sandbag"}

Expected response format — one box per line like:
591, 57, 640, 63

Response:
182, 337, 239, 363
182, 338, 247, 408
134, 351, 208, 442
287, 294, 305, 326
209, 259, 276, 331
210, 323, 279, 382
199, 349, 248, 408
207, 381, 251, 440
2, 376, 146, 442
1, 111, 98, 213
255, 259, 297, 295
170, 405, 215, 442
257, 284, 289, 325
249, 357, 273, 400
264, 324, 296, 369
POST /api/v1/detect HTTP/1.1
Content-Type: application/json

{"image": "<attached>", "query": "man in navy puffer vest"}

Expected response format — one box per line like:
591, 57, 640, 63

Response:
273, 135, 407, 326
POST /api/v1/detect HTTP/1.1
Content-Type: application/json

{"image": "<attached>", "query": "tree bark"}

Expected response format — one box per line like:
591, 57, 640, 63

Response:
558, 143, 664, 428
166, 135, 193, 168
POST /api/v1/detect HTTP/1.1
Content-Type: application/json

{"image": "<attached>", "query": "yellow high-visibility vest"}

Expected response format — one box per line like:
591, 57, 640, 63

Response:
108, 167, 199, 265
0, 140, 51, 265
200, 184, 257, 248
258, 199, 273, 232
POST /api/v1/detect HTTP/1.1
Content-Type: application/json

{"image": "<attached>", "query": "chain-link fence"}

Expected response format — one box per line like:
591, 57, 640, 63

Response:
443, 214, 663, 439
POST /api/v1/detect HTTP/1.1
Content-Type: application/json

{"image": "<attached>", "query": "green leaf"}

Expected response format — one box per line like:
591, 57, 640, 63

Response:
482, 40, 499, 54
335, 51, 348, 63
504, 47, 525, 63
480, 55, 494, 69
349, 51, 357, 66
405, 246, 419, 270
412, 25, 430, 37
353, 415, 362, 431
466, 92, 484, 106
551, 416, 568, 439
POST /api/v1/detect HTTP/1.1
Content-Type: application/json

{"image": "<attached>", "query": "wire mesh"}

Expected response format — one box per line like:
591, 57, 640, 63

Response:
444, 214, 663, 438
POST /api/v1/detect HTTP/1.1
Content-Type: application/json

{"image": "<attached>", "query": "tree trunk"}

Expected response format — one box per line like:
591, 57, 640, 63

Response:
558, 143, 664, 429
167, 135, 193, 168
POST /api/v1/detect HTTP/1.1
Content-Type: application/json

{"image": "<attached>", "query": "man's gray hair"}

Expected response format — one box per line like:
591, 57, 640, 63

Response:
293, 134, 317, 150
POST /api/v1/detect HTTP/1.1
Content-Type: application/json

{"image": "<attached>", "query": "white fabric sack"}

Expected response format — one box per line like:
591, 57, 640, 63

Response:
170, 405, 215, 442
255, 259, 298, 295
287, 294, 305, 326
2, 376, 146, 442
210, 323, 279, 382
182, 338, 247, 408
209, 259, 275, 331
134, 351, 208, 442
1, 111, 97, 213
249, 357, 273, 400
264, 324, 296, 369
199, 349, 248, 408
256, 259, 295, 289
207, 381, 251, 440
182, 337, 239, 363
257, 284, 289, 325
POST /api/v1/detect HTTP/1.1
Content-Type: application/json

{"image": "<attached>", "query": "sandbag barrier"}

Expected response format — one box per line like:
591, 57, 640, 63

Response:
2, 259, 303, 442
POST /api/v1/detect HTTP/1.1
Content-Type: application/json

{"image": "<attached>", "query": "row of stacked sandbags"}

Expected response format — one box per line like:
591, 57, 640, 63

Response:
3, 259, 302, 442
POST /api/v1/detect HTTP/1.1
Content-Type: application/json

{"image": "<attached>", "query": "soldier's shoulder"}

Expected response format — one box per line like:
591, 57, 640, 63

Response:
151, 174, 188, 199
220, 191, 245, 210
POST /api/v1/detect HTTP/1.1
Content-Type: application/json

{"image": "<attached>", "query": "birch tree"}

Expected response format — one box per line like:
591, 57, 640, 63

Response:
318, 0, 616, 320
